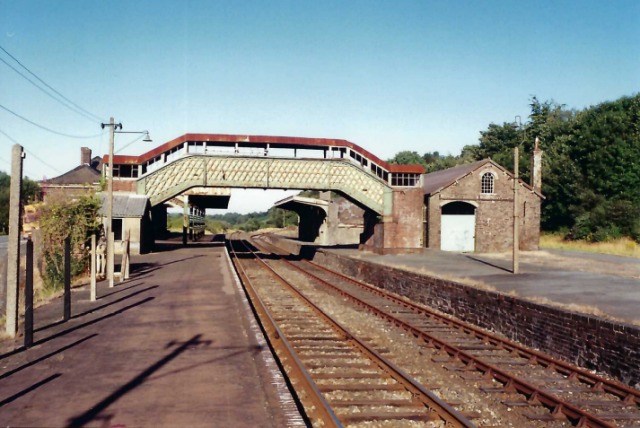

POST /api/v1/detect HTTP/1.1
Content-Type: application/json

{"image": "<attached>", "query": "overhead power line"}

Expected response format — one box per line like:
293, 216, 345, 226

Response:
0, 56, 99, 124
0, 154, 40, 178
0, 129, 63, 174
0, 43, 104, 122
0, 102, 105, 139
115, 133, 145, 154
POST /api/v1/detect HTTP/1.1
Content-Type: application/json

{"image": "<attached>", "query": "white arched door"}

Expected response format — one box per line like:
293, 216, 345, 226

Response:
441, 202, 476, 252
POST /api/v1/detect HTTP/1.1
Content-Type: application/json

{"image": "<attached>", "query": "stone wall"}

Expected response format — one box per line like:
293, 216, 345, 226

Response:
325, 196, 364, 245
263, 234, 640, 388
428, 163, 541, 253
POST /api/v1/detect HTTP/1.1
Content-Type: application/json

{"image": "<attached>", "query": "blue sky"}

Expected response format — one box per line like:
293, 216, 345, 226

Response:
0, 0, 638, 213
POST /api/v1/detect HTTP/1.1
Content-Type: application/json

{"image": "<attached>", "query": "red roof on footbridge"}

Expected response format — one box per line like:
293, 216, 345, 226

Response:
104, 133, 425, 174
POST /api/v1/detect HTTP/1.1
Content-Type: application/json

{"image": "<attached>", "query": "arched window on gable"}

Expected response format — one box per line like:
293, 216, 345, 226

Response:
481, 172, 494, 194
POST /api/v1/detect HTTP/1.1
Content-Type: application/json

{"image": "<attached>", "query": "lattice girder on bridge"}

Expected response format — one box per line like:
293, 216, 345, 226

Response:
137, 155, 392, 215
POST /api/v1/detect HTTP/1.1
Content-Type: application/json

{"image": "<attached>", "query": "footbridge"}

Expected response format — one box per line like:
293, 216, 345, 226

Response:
104, 134, 425, 251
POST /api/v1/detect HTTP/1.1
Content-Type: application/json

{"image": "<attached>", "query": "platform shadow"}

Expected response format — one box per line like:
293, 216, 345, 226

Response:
35, 286, 158, 333
465, 255, 513, 273
0, 335, 97, 381
0, 374, 62, 408
0, 297, 154, 362
66, 334, 210, 427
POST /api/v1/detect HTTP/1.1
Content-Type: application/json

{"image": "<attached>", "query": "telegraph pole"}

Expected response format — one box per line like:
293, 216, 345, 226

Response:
100, 120, 150, 284
5, 144, 24, 337
101, 118, 120, 288
512, 147, 519, 274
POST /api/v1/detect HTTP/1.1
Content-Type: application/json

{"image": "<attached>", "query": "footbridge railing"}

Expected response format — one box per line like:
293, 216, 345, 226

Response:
135, 155, 393, 215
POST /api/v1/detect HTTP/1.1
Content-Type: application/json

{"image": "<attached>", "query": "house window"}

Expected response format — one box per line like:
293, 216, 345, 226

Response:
481, 172, 494, 194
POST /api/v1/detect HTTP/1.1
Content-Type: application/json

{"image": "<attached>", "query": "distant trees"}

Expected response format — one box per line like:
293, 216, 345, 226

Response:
388, 150, 470, 173
0, 171, 41, 234
168, 206, 299, 234
387, 94, 640, 242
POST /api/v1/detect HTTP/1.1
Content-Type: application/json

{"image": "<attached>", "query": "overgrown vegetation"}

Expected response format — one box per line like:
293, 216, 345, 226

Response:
388, 94, 640, 243
540, 233, 640, 259
39, 192, 101, 290
0, 171, 41, 234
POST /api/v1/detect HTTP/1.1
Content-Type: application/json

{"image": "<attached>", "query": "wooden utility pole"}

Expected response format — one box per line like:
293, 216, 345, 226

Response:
512, 147, 519, 274
5, 144, 23, 337
107, 117, 115, 288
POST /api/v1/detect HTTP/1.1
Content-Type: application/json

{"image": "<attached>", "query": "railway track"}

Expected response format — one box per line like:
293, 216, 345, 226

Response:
249, 233, 640, 428
228, 235, 478, 428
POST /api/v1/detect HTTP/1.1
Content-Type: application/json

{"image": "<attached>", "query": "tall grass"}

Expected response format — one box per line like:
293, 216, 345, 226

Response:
540, 234, 640, 259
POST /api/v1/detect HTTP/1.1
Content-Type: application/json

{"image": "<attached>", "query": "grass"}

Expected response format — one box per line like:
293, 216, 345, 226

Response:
540, 234, 640, 259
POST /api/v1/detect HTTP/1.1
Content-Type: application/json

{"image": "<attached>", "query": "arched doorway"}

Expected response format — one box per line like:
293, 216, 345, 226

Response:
441, 201, 476, 252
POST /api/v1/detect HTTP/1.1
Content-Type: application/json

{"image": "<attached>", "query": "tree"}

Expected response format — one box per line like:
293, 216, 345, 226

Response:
385, 93, 640, 242
387, 151, 427, 169
0, 171, 42, 234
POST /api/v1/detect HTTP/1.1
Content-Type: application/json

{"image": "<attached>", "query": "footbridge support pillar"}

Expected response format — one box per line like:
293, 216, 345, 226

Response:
361, 188, 424, 254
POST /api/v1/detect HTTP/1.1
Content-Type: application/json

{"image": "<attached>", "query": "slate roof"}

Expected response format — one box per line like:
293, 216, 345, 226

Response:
42, 164, 101, 186
422, 160, 488, 195
422, 159, 544, 198
99, 193, 149, 218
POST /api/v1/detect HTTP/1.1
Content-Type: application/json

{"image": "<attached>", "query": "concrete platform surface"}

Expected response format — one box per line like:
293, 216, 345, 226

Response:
328, 246, 640, 324
0, 238, 300, 427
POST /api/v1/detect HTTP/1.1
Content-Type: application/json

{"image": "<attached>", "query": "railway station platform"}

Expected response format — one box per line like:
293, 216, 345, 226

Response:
0, 236, 302, 427
330, 247, 640, 323
263, 234, 640, 324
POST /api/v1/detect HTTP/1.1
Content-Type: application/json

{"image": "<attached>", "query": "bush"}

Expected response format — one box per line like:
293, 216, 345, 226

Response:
39, 192, 102, 290
568, 199, 640, 243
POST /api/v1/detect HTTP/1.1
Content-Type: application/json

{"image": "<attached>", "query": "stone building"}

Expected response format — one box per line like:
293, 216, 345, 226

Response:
423, 151, 544, 253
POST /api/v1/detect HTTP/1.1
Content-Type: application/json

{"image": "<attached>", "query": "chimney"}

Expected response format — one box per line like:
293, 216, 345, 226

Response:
81, 147, 92, 166
530, 137, 543, 192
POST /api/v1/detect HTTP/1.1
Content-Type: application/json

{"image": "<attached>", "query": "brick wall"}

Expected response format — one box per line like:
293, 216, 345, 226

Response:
263, 234, 639, 388
113, 180, 137, 193
362, 188, 424, 253
428, 163, 541, 252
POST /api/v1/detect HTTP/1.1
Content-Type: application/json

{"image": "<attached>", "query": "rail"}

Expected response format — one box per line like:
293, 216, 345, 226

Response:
227, 235, 342, 428
229, 233, 478, 428
252, 233, 640, 428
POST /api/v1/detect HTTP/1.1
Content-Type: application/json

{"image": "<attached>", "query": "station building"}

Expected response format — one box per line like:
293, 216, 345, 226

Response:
422, 152, 544, 253
275, 146, 544, 254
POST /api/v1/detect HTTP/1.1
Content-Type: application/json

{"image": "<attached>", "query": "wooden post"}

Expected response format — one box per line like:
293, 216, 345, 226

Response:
513, 147, 519, 274
6, 144, 23, 337
90, 234, 97, 301
109, 231, 115, 287
124, 236, 130, 280
64, 236, 71, 320
24, 238, 33, 348
120, 231, 130, 282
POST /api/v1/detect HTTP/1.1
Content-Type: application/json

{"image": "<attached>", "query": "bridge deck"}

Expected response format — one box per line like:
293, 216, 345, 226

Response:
0, 237, 300, 427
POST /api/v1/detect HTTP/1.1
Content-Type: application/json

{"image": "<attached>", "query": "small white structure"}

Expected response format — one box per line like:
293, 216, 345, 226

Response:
99, 193, 152, 255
